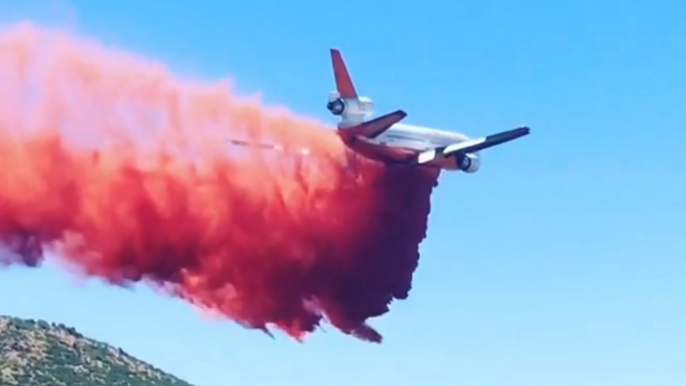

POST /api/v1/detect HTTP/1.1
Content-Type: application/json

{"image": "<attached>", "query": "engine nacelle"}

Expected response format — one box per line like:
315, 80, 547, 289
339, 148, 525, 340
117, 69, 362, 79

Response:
326, 98, 346, 115
457, 153, 480, 173
326, 93, 374, 121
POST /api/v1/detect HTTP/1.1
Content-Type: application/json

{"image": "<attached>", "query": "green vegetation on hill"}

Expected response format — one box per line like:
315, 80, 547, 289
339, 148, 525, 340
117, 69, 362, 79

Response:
0, 315, 196, 386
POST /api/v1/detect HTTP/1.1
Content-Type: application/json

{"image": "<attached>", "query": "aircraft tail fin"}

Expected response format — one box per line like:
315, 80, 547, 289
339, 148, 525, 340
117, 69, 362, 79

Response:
330, 49, 358, 99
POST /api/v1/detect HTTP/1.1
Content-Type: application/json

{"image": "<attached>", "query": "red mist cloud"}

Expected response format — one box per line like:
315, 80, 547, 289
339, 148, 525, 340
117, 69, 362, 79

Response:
0, 23, 439, 342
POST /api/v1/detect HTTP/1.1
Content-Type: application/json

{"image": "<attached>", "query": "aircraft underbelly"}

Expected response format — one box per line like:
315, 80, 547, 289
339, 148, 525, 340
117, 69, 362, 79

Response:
372, 136, 430, 151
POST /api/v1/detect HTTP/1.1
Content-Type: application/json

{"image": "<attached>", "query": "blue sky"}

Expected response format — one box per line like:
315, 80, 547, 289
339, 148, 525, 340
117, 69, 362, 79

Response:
0, 1, 685, 385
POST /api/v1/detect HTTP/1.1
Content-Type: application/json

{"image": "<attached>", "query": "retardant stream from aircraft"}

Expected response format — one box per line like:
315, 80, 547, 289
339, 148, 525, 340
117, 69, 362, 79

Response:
0, 23, 440, 342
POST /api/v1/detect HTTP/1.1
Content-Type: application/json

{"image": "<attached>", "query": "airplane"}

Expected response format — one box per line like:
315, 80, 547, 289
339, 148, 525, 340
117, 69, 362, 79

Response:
228, 49, 530, 173
324, 49, 530, 173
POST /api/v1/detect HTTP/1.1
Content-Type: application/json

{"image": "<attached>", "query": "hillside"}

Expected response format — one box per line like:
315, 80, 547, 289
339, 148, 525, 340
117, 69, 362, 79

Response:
0, 315, 196, 386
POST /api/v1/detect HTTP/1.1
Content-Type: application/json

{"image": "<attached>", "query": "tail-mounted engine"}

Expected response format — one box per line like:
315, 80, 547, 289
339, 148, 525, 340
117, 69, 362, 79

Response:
327, 91, 374, 123
326, 96, 345, 116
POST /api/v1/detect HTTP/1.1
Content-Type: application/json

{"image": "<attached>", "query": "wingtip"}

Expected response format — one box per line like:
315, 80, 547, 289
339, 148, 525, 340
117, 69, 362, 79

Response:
517, 125, 531, 134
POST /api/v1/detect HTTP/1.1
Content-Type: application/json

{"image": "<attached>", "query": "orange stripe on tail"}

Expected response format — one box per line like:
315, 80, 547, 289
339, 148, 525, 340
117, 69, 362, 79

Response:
330, 49, 358, 98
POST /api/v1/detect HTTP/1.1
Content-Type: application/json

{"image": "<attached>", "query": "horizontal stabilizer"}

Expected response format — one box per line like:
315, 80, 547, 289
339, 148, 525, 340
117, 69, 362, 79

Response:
443, 126, 530, 155
331, 49, 357, 98
342, 110, 407, 139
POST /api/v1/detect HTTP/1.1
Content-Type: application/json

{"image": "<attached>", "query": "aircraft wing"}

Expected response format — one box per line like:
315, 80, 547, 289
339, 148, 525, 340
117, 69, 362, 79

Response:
442, 126, 530, 155
340, 110, 407, 139
415, 126, 530, 165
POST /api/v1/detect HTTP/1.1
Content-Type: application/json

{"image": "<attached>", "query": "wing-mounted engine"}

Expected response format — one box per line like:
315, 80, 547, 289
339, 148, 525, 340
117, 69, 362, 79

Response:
456, 152, 480, 173
415, 147, 481, 173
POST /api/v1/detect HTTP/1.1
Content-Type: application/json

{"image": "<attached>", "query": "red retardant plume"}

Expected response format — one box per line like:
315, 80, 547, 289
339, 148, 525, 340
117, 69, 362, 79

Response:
0, 23, 439, 343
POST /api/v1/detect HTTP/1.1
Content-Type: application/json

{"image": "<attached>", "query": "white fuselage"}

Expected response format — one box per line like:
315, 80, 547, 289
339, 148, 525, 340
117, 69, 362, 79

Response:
362, 122, 471, 151
332, 95, 481, 170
